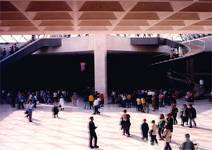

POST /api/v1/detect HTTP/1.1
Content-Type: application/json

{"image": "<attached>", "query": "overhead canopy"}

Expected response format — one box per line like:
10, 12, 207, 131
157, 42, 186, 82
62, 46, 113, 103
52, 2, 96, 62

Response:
0, 0, 212, 34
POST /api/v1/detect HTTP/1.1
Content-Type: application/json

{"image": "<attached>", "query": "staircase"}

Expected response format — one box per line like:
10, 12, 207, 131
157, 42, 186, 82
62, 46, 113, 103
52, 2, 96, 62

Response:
0, 38, 62, 69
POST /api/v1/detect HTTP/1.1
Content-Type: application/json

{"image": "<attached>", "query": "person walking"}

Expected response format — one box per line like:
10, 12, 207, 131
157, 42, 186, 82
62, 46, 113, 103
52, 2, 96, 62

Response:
121, 109, 131, 137
163, 128, 172, 150
93, 97, 100, 115
89, 116, 99, 149
181, 134, 195, 150
158, 114, 165, 140
188, 104, 197, 128
26, 100, 34, 122
141, 119, 149, 141
150, 120, 158, 145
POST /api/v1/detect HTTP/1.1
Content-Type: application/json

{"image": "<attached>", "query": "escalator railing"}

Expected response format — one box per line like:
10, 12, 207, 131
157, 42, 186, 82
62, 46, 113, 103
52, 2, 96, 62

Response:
0, 38, 62, 69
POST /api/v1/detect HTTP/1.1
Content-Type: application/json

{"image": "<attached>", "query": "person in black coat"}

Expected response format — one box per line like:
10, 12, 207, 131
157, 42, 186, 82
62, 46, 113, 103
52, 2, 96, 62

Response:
188, 104, 197, 128
166, 113, 174, 132
180, 104, 189, 126
171, 104, 178, 125
89, 116, 99, 149
141, 119, 149, 141
52, 103, 59, 118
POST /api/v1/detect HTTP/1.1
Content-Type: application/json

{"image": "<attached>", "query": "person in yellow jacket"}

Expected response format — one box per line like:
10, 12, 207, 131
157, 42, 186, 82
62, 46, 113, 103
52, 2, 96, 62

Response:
88, 94, 94, 109
141, 97, 146, 112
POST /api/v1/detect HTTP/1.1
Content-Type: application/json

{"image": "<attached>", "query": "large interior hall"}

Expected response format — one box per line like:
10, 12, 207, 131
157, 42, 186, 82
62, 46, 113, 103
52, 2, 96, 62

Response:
0, 0, 212, 150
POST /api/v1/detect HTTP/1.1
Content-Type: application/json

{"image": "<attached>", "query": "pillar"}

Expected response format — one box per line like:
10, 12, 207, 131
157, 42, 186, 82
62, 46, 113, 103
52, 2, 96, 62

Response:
93, 33, 107, 100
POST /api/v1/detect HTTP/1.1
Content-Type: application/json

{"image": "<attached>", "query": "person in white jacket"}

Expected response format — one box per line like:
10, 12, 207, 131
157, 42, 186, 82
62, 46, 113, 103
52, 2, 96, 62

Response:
150, 120, 158, 145
59, 96, 65, 111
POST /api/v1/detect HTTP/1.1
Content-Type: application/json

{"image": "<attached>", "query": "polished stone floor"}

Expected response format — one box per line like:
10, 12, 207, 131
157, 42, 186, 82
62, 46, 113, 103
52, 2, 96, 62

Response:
0, 100, 212, 150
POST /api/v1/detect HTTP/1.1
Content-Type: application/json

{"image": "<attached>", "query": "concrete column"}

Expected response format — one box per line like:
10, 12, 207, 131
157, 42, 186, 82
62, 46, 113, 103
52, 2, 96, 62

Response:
93, 33, 107, 100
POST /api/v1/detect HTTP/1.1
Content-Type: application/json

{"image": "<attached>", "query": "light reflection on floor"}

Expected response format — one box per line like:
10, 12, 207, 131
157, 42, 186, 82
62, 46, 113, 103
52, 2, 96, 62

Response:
0, 100, 212, 150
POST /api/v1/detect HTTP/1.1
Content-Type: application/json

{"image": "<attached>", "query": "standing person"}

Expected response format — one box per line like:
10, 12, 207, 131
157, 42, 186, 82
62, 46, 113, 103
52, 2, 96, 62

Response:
171, 104, 178, 125
88, 94, 94, 109
53, 91, 58, 103
126, 94, 132, 108
121, 94, 127, 108
136, 97, 141, 111
159, 92, 164, 107
88, 116, 99, 149
141, 97, 145, 112
180, 104, 189, 126
59, 96, 65, 111
121, 109, 131, 137
93, 97, 100, 115
99, 93, 104, 107
163, 128, 172, 150
84, 95, 89, 109
141, 119, 149, 141
188, 104, 197, 128
158, 114, 166, 140
26, 100, 34, 122
72, 92, 78, 106
152, 95, 157, 111
111, 91, 116, 104
181, 134, 195, 150
16, 91, 25, 109
166, 113, 174, 133
52, 103, 59, 118
32, 93, 38, 108
150, 120, 158, 145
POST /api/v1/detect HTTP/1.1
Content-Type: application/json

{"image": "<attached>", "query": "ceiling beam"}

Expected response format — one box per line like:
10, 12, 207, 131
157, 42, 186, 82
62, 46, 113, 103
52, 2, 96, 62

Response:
178, 12, 212, 30
145, 1, 197, 31
110, 1, 139, 31
10, 1, 41, 32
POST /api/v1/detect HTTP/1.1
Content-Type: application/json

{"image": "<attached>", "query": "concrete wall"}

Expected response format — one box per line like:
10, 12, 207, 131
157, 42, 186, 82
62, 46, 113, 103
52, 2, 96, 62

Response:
204, 37, 212, 52
107, 35, 170, 53
36, 35, 171, 54
35, 36, 93, 54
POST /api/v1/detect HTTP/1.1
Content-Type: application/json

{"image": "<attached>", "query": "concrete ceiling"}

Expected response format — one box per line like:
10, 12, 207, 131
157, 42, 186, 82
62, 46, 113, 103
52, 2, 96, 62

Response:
0, 0, 212, 34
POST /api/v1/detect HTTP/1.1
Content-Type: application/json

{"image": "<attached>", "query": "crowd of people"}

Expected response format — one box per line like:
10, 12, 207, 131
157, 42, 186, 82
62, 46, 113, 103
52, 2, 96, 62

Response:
1, 88, 199, 149
110, 89, 178, 111
118, 104, 197, 150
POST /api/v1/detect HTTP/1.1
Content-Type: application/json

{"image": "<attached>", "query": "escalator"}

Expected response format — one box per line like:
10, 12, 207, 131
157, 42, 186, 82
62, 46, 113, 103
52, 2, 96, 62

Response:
0, 38, 62, 69
167, 71, 205, 99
